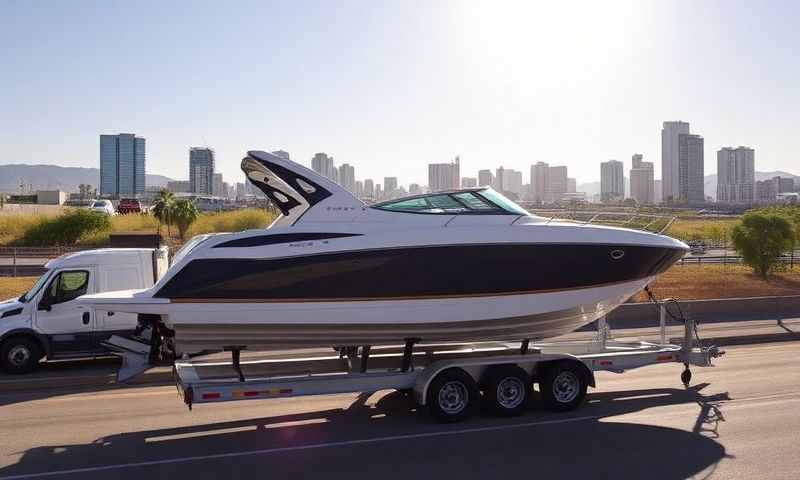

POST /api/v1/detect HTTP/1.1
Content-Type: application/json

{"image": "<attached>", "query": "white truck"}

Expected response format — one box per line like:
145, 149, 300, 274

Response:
0, 247, 169, 373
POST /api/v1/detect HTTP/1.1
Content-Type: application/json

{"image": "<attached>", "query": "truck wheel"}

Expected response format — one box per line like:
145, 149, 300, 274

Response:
483, 365, 531, 417
1, 336, 43, 374
426, 368, 480, 423
540, 361, 587, 412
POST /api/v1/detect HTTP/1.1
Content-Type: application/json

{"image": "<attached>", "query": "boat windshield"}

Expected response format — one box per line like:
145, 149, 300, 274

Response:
171, 234, 212, 266
373, 188, 529, 215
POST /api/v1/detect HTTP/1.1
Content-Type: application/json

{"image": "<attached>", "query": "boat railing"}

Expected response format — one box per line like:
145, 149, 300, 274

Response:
540, 211, 677, 235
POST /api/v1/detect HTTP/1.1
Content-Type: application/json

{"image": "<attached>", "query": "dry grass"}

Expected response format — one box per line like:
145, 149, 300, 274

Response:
0, 276, 37, 300
186, 209, 274, 237
633, 264, 800, 301
664, 218, 740, 243
0, 209, 276, 246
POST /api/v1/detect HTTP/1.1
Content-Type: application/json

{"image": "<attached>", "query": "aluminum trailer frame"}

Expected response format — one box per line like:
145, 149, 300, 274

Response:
168, 306, 723, 420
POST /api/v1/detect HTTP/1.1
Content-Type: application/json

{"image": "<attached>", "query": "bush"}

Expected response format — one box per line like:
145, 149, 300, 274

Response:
20, 209, 112, 246
731, 212, 795, 278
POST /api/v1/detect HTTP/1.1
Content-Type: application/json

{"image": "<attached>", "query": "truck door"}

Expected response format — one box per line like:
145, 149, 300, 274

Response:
33, 269, 98, 355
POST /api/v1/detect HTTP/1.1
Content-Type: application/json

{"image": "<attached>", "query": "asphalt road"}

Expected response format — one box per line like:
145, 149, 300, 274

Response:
0, 342, 798, 480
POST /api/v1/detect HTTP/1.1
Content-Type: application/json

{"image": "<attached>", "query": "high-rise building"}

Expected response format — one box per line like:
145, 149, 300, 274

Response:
629, 153, 655, 205
355, 180, 364, 198
167, 180, 191, 193
338, 163, 356, 192
567, 178, 576, 193
461, 177, 477, 188
100, 133, 146, 197
600, 160, 624, 202
478, 169, 493, 187
428, 157, 460, 192
271, 150, 291, 160
409, 183, 422, 195
364, 179, 375, 198
678, 134, 704, 203
654, 180, 662, 204
717, 147, 754, 204
189, 147, 215, 195
548, 166, 568, 202
504, 169, 523, 198
311, 153, 336, 181
375, 184, 383, 200
756, 180, 778, 203
235, 182, 246, 199
661, 121, 691, 203
212, 173, 224, 197
383, 177, 398, 198
773, 176, 795, 194
530, 162, 550, 203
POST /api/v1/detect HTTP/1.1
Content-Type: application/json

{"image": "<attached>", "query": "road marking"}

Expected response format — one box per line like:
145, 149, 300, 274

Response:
0, 415, 599, 479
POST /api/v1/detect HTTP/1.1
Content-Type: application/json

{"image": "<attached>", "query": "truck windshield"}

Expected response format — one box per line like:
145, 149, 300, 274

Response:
19, 270, 52, 302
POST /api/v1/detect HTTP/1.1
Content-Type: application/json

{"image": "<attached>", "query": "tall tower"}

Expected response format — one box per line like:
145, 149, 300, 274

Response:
678, 134, 704, 203
189, 147, 215, 195
661, 121, 691, 203
100, 133, 146, 197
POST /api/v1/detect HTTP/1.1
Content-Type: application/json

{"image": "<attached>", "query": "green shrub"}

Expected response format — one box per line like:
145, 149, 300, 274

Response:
20, 209, 112, 246
731, 212, 795, 278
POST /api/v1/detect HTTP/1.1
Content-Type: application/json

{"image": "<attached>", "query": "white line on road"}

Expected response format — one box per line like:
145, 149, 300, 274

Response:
0, 414, 599, 480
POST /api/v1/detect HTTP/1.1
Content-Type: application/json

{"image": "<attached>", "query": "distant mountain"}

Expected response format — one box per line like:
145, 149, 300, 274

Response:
0, 164, 173, 193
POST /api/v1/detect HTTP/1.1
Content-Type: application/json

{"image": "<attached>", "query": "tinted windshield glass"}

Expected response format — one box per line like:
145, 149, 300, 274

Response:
92, 201, 106, 207
478, 189, 530, 215
20, 270, 52, 302
172, 235, 211, 266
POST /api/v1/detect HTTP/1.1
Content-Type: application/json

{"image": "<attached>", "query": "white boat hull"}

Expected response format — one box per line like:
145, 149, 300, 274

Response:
150, 276, 652, 351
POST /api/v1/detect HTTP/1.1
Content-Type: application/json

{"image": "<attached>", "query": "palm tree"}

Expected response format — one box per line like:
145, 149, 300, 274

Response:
151, 189, 175, 237
171, 199, 199, 240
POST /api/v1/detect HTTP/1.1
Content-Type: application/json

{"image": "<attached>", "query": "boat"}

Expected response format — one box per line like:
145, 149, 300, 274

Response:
78, 150, 688, 357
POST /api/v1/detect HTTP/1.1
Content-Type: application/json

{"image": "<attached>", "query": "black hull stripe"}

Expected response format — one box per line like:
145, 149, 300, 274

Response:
213, 233, 362, 248
156, 244, 684, 301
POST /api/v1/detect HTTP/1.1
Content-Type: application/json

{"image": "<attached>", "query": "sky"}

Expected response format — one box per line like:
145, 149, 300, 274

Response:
1, 0, 798, 187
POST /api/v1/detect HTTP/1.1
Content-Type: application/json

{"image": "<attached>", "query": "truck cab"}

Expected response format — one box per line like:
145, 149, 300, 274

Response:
0, 247, 169, 373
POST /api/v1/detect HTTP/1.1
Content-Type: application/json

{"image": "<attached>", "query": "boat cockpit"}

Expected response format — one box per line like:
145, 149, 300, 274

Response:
372, 188, 530, 216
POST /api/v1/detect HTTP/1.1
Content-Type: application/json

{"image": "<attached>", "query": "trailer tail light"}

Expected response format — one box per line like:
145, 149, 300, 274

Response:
202, 392, 222, 400
657, 354, 674, 362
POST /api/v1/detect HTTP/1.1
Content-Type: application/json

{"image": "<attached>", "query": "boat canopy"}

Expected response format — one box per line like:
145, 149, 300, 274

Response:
372, 188, 530, 216
242, 151, 364, 227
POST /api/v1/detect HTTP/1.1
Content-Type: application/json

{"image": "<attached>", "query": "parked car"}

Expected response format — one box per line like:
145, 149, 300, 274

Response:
688, 240, 707, 255
117, 198, 142, 214
89, 199, 115, 215
0, 246, 169, 373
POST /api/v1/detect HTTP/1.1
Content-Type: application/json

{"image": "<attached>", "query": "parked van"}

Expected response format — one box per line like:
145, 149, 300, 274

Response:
0, 247, 169, 373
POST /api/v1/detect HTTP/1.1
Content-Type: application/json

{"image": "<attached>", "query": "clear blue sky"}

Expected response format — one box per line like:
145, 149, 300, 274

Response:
1, 0, 798, 186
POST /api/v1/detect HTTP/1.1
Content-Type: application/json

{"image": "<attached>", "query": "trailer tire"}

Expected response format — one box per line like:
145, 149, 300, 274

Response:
540, 361, 587, 412
1, 336, 43, 374
426, 368, 480, 423
482, 365, 531, 417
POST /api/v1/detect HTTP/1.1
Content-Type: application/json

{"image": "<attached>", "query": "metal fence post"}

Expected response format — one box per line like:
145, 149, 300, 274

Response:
660, 304, 667, 345
12, 247, 17, 278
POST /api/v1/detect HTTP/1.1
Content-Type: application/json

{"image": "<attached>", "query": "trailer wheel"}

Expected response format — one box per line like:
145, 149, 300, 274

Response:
540, 361, 587, 412
482, 365, 531, 417
1, 336, 43, 374
426, 368, 479, 423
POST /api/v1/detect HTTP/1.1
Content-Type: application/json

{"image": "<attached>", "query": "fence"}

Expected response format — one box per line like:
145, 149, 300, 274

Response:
677, 250, 798, 267
0, 246, 89, 277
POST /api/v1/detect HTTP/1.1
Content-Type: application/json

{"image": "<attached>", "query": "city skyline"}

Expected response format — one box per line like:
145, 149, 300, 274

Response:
2, 2, 799, 187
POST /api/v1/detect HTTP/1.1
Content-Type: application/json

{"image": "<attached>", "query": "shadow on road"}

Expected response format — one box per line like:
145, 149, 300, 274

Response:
0, 384, 732, 479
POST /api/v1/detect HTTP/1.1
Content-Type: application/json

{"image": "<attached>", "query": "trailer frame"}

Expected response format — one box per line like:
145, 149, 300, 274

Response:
164, 305, 723, 421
